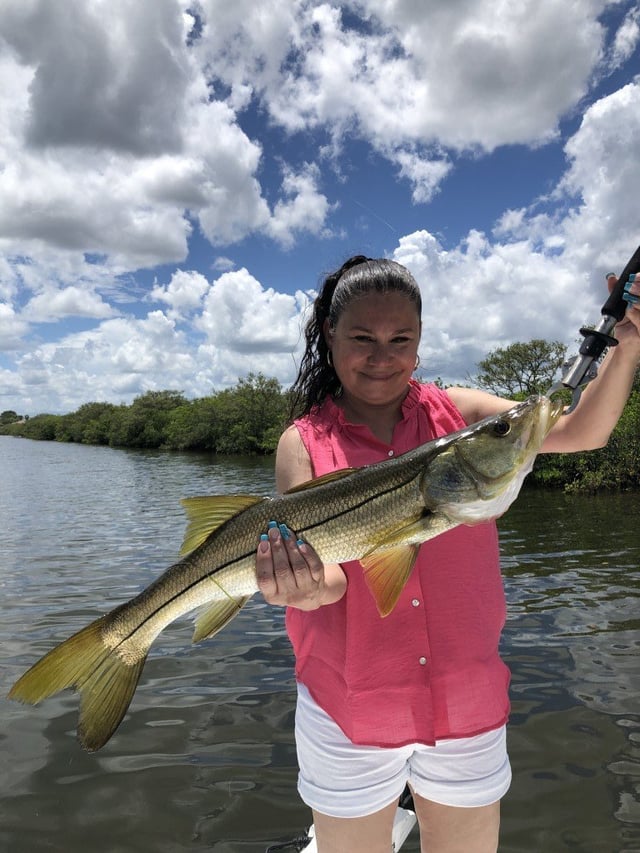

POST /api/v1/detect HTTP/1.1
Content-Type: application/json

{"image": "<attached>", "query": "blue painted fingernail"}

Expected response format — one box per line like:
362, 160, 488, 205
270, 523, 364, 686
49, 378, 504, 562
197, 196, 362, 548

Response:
296, 539, 305, 546
260, 533, 269, 541
268, 520, 278, 529
629, 273, 637, 283
623, 292, 640, 305
279, 523, 290, 540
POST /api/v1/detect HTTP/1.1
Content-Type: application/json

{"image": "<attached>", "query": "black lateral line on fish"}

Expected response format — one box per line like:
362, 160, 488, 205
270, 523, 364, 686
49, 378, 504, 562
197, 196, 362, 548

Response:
288, 466, 425, 537
107, 463, 425, 651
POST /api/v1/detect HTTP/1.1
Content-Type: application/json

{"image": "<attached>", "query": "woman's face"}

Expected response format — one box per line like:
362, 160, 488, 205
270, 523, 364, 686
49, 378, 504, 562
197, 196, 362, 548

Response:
325, 291, 421, 410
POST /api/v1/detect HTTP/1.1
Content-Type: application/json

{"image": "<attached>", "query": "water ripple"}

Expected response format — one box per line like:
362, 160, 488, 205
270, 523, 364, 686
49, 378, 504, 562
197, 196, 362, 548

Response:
1, 438, 639, 852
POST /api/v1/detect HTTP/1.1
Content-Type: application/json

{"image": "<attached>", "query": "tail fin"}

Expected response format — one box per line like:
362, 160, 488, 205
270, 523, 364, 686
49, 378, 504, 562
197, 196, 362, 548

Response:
8, 616, 146, 752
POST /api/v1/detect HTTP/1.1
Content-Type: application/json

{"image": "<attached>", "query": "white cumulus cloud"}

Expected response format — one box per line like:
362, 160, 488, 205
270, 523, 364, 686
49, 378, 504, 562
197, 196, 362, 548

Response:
0, 0, 638, 413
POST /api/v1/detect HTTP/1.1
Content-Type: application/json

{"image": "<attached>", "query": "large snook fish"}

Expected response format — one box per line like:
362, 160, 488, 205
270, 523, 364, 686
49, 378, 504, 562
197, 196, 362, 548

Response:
9, 395, 563, 751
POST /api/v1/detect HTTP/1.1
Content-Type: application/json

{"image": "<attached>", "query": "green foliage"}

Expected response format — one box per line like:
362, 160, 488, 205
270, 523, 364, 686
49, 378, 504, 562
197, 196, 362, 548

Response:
1, 350, 638, 490
8, 414, 60, 441
108, 391, 188, 448
530, 384, 640, 491
0, 375, 288, 455
165, 399, 219, 451
210, 373, 287, 455
474, 339, 567, 397
61, 402, 118, 444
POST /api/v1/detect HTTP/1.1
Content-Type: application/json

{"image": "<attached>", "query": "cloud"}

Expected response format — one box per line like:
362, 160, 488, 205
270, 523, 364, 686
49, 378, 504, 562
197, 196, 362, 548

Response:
245, 1, 606, 150
608, 4, 640, 69
150, 270, 210, 320
361, 0, 606, 148
212, 256, 237, 272
393, 79, 640, 381
394, 230, 583, 383
0, 0, 622, 270
0, 303, 29, 351
559, 82, 640, 267
0, 0, 334, 273
3, 0, 191, 155
0, 1, 638, 414
10, 311, 197, 411
393, 150, 452, 204
197, 268, 310, 353
188, 0, 615, 204
267, 163, 336, 247
24, 286, 116, 323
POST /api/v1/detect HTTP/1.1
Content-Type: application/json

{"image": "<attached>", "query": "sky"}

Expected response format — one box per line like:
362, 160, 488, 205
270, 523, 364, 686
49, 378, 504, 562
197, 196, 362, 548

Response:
1, 0, 639, 415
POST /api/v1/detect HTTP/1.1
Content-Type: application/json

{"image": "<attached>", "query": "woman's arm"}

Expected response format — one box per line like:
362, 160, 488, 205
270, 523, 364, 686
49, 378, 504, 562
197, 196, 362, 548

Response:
448, 275, 640, 454
255, 424, 347, 609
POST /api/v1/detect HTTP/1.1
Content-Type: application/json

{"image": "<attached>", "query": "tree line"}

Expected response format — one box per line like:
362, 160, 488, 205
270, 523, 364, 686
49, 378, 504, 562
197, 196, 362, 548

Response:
1, 374, 288, 455
2, 343, 639, 491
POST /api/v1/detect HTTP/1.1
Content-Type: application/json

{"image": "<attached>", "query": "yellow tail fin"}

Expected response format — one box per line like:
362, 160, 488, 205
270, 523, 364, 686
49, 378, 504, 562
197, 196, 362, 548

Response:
8, 616, 146, 752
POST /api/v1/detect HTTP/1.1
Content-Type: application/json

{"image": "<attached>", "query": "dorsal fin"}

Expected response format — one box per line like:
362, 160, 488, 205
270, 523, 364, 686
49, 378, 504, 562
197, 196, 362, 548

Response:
284, 468, 357, 494
179, 495, 266, 556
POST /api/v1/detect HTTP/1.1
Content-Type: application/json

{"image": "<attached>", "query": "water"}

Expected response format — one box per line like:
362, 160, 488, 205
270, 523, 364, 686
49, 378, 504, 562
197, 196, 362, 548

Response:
0, 435, 638, 853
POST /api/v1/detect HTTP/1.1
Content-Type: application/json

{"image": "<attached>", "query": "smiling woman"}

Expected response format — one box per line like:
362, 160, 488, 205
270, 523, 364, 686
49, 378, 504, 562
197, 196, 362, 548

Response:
255, 251, 640, 853
325, 290, 421, 440
260, 256, 516, 853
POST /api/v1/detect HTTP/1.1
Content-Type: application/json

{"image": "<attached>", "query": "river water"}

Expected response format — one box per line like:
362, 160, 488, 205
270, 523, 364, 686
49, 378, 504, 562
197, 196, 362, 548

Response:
0, 435, 638, 853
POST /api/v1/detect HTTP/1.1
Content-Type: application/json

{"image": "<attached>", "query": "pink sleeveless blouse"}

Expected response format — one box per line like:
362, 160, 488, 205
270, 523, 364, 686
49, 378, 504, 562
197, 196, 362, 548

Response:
285, 380, 510, 747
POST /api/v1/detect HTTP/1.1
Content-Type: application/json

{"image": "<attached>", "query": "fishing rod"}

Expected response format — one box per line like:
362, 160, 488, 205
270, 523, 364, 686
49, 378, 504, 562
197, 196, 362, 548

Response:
548, 244, 640, 412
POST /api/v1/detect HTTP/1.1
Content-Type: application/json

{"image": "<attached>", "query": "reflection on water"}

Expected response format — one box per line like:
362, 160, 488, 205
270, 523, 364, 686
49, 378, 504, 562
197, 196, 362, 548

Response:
0, 436, 639, 852
500, 490, 640, 853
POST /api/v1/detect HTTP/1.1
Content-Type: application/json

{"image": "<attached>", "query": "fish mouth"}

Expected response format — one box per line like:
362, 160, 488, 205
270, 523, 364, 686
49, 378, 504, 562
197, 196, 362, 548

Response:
533, 395, 565, 444
548, 396, 566, 423
512, 395, 564, 460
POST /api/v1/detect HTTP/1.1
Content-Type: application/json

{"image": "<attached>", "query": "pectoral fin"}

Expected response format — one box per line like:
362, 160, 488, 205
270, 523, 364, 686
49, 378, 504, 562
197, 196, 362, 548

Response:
359, 545, 420, 617
180, 495, 267, 556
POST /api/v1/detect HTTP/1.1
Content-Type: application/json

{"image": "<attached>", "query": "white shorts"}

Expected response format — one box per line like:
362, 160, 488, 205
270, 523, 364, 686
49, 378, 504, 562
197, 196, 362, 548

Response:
295, 683, 511, 818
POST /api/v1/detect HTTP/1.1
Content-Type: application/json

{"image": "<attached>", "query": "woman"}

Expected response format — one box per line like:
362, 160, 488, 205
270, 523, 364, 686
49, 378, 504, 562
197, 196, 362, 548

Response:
256, 256, 640, 853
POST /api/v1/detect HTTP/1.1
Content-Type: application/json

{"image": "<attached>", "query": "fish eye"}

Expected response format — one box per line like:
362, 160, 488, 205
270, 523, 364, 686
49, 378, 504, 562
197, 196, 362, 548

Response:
493, 420, 511, 437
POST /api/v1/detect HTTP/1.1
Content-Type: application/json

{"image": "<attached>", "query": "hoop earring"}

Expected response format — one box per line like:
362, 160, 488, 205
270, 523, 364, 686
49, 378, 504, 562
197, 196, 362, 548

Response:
414, 355, 420, 371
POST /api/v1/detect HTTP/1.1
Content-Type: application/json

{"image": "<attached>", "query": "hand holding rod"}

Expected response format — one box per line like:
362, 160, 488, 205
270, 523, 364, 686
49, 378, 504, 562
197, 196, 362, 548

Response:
601, 244, 640, 321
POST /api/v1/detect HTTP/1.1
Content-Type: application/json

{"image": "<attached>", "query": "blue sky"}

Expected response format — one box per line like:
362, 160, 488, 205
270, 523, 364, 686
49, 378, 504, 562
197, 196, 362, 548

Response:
1, 0, 639, 414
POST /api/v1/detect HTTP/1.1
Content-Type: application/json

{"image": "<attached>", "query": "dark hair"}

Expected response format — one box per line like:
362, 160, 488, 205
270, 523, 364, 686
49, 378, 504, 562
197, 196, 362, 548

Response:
288, 255, 422, 419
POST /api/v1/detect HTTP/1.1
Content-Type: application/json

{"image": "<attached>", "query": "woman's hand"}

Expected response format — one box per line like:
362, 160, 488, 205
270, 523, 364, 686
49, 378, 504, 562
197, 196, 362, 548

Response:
255, 522, 347, 610
538, 272, 640, 453
610, 272, 640, 350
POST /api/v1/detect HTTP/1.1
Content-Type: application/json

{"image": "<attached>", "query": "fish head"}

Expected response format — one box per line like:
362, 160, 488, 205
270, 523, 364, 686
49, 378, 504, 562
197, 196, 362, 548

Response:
420, 395, 564, 524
